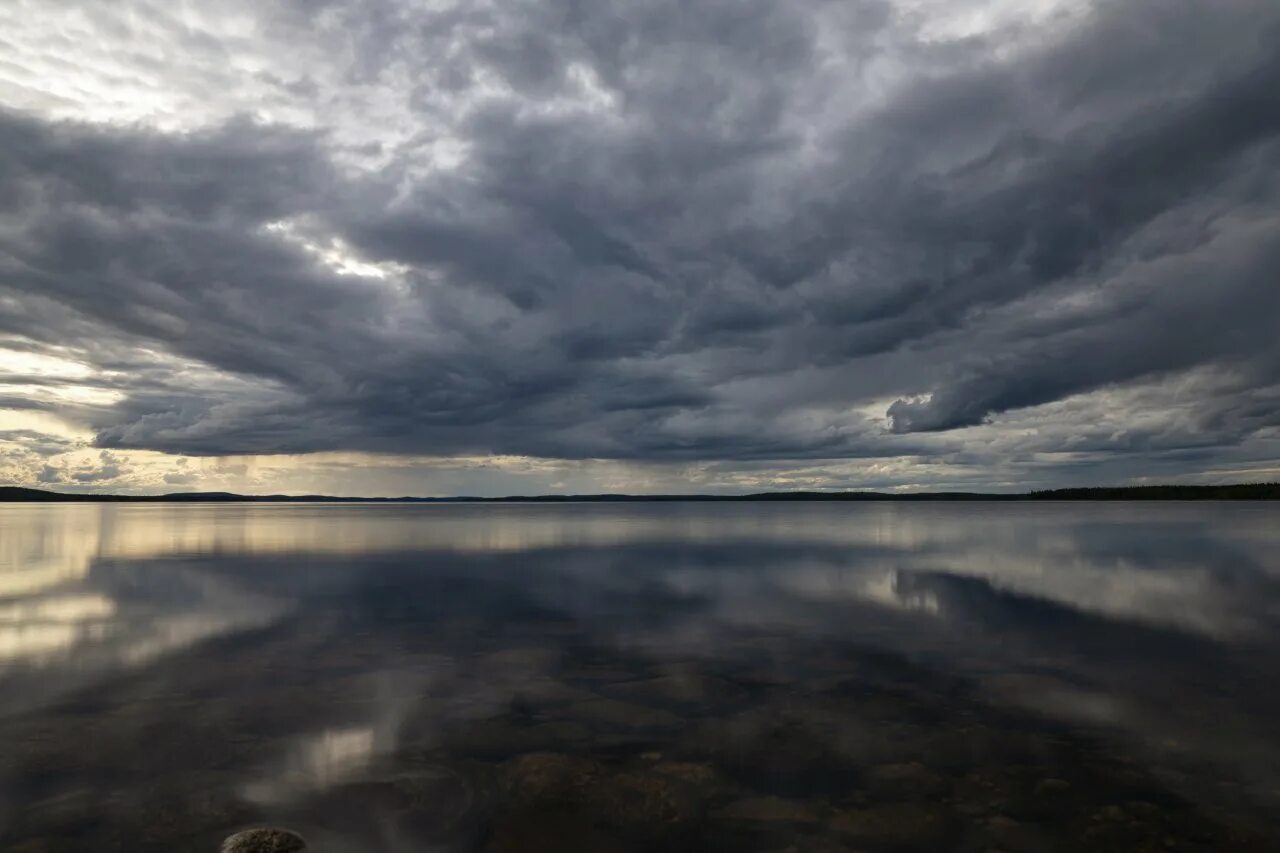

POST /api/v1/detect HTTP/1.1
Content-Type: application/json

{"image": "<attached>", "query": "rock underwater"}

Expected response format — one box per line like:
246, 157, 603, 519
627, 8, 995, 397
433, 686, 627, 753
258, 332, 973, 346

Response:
220, 827, 307, 852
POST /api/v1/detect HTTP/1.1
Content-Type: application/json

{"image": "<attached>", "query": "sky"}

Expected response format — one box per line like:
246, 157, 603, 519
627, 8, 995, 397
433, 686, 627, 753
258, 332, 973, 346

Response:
1, 0, 1278, 496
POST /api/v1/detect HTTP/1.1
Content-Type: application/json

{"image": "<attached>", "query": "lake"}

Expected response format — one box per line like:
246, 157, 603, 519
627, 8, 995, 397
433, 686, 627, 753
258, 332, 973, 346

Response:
0, 502, 1278, 851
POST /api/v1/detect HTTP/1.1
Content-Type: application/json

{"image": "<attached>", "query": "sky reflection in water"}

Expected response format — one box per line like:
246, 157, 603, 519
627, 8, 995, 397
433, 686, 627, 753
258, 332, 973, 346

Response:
0, 502, 1278, 850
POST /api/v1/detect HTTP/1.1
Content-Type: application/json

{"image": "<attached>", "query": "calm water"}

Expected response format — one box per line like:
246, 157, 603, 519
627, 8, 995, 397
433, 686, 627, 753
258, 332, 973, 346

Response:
1, 502, 1278, 851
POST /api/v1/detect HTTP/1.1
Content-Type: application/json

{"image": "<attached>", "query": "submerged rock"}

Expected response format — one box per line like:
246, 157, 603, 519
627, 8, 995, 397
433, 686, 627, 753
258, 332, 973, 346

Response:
220, 828, 307, 852
497, 751, 711, 846
865, 761, 948, 799
650, 760, 722, 787
505, 752, 603, 800
830, 802, 957, 848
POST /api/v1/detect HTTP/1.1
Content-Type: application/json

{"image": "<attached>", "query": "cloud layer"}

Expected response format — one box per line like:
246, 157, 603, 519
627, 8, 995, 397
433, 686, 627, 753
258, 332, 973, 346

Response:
1, 0, 1279, 492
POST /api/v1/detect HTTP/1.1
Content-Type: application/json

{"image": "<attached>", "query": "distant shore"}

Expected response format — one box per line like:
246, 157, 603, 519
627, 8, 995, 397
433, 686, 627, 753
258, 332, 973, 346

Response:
2, 483, 1278, 503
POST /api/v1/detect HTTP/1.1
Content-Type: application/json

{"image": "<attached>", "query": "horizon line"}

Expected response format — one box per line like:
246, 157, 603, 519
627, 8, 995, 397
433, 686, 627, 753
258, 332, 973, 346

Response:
2, 483, 1279, 503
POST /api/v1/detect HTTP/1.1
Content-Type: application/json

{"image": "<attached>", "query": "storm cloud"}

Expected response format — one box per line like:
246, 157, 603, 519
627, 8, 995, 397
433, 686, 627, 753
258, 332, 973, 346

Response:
1, 0, 1278, 491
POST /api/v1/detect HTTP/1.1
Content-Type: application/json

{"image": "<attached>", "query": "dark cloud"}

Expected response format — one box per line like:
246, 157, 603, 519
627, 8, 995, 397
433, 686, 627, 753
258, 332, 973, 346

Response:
1, 0, 1279, 486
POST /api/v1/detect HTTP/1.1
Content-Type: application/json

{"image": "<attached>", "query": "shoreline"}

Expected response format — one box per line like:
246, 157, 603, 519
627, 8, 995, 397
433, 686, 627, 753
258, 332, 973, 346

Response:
3, 483, 1278, 503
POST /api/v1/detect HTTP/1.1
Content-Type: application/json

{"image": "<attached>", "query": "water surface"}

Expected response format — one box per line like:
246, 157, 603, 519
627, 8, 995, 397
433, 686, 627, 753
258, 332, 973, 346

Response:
1, 502, 1278, 850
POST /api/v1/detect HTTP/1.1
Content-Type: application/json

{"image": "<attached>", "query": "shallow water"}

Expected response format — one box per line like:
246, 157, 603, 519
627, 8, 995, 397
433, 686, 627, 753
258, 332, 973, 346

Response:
1, 501, 1278, 851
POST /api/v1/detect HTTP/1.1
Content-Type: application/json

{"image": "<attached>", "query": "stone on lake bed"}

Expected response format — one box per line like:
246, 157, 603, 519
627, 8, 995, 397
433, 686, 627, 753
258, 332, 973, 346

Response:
505, 752, 602, 800
220, 828, 307, 852
1035, 777, 1071, 795
866, 761, 948, 797
831, 802, 957, 848
502, 751, 710, 831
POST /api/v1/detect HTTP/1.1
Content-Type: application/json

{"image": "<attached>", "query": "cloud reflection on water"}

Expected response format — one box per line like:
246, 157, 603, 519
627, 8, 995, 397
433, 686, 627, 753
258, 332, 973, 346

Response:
1, 501, 1279, 842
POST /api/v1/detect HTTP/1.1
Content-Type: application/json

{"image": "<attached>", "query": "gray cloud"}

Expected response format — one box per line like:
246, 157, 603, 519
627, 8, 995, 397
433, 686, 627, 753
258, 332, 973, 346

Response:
1, 0, 1278, 487
0, 429, 74, 458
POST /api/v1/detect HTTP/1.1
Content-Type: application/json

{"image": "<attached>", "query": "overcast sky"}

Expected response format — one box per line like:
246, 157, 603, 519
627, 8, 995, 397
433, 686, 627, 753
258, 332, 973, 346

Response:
1, 0, 1278, 496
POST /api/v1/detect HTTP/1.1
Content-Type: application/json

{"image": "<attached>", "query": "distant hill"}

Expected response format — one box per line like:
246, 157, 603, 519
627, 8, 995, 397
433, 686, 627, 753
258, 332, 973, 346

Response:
2, 483, 1278, 503
1026, 484, 1280, 500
